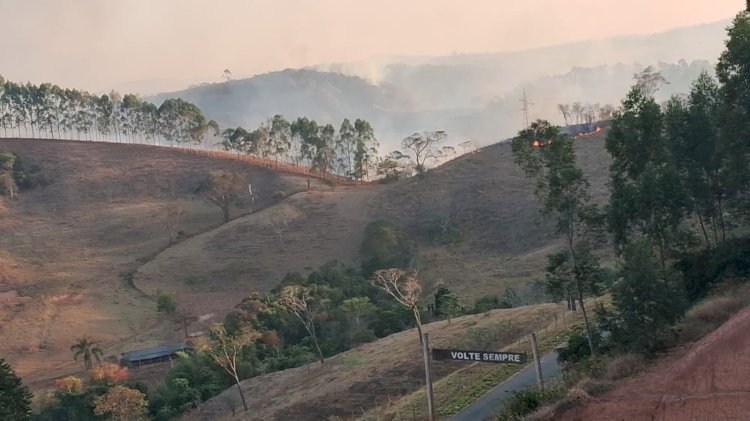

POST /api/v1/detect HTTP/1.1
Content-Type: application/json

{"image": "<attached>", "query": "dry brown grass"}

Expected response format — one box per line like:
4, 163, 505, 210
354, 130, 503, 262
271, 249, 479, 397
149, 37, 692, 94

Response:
368, 131, 611, 300
677, 283, 750, 344
604, 354, 644, 381
0, 137, 314, 389
0, 129, 611, 394
181, 302, 569, 421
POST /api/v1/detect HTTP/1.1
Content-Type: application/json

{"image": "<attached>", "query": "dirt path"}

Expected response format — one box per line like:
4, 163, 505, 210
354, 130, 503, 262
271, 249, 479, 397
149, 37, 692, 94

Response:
135, 186, 380, 330
560, 306, 750, 421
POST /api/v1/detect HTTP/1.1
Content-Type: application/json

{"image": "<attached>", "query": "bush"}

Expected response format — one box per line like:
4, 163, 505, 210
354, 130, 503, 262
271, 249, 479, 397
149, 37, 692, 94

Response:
557, 327, 604, 364
675, 237, 750, 300
497, 386, 567, 421
360, 220, 414, 275
272, 191, 287, 200
157, 292, 177, 315
351, 329, 377, 345
470, 294, 512, 314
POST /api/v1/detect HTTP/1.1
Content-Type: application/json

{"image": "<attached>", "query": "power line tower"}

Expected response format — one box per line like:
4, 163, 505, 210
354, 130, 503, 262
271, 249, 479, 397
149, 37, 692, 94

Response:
519, 89, 534, 128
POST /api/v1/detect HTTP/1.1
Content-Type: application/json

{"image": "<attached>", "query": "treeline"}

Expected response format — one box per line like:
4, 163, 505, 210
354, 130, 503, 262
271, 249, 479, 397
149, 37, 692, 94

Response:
0, 75, 383, 180
500, 11, 750, 418
515, 8, 750, 365
557, 102, 615, 126
0, 76, 218, 145
219, 116, 378, 180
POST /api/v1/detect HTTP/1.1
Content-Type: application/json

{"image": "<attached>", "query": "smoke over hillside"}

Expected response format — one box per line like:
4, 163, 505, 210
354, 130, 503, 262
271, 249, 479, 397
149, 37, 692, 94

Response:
149, 19, 727, 151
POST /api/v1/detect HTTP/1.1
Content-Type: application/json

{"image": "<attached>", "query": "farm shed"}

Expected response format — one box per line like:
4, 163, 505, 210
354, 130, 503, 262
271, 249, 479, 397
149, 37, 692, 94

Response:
122, 342, 189, 367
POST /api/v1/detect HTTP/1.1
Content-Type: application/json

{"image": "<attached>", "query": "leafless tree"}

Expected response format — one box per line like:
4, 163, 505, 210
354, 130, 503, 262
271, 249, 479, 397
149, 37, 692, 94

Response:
401, 131, 449, 175
278, 285, 326, 363
557, 104, 571, 126
162, 204, 184, 245
634, 65, 669, 97
198, 324, 260, 412
266, 204, 298, 248
207, 171, 246, 223
370, 269, 425, 343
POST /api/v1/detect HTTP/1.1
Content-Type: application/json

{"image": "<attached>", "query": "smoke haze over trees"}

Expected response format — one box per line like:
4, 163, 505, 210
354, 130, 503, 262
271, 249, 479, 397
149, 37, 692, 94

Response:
147, 21, 725, 151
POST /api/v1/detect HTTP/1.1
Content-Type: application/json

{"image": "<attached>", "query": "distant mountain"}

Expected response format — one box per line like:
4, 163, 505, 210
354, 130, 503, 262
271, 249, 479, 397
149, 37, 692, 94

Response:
149, 19, 727, 150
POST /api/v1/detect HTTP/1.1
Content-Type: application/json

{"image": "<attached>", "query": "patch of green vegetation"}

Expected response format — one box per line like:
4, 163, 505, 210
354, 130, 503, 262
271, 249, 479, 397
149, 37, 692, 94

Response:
341, 353, 365, 366
183, 273, 206, 285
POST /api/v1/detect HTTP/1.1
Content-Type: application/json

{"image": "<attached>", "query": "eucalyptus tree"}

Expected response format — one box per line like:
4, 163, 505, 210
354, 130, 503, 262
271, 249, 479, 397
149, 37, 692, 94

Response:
354, 119, 378, 180
401, 130, 448, 176
291, 117, 320, 167
717, 7, 750, 221
220, 127, 251, 155
269, 114, 291, 165
512, 120, 603, 355
336, 118, 356, 177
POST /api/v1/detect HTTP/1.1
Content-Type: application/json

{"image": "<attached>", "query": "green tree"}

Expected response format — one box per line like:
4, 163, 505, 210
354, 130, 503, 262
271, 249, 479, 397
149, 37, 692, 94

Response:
71, 336, 104, 370
664, 73, 727, 246
717, 8, 750, 223
269, 114, 291, 165
0, 359, 32, 421
511, 120, 603, 355
353, 119, 378, 180
360, 220, 414, 275
606, 87, 688, 266
433, 287, 463, 318
609, 237, 687, 352
336, 118, 356, 177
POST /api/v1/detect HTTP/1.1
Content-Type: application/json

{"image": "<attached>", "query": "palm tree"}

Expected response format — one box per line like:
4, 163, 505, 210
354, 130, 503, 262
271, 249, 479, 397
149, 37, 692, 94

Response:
70, 337, 103, 369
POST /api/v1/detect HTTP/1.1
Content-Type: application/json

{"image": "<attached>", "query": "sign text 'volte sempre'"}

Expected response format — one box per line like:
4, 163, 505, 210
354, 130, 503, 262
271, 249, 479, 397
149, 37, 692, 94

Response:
431, 348, 527, 364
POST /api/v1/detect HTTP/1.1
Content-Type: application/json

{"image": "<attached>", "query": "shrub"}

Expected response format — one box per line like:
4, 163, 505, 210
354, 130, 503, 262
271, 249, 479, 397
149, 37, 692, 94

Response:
360, 220, 414, 275
157, 292, 177, 315
470, 294, 512, 314
272, 190, 287, 200
350, 329, 377, 345
497, 386, 567, 421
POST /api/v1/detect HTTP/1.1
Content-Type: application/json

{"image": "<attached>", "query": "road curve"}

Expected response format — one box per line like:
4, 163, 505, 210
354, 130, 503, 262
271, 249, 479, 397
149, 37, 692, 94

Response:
450, 351, 561, 421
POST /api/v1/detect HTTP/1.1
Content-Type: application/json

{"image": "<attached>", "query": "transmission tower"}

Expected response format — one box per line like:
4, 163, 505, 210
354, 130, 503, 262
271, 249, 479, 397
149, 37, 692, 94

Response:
519, 89, 534, 128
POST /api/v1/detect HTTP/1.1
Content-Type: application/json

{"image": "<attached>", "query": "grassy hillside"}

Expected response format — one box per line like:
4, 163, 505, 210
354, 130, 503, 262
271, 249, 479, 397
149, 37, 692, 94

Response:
369, 128, 611, 300
0, 138, 316, 388
182, 301, 575, 421
0, 128, 609, 392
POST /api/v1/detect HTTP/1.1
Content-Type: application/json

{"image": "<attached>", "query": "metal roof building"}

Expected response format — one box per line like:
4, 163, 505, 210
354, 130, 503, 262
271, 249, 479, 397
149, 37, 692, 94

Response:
122, 342, 189, 366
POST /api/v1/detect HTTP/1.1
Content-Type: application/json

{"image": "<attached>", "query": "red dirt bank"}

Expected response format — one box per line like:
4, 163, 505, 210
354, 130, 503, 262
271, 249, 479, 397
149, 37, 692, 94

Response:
560, 306, 750, 421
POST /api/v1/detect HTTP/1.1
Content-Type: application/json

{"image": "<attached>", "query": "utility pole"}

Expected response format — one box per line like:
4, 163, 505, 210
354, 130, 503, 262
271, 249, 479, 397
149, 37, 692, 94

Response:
519, 89, 534, 129
530, 332, 544, 390
422, 333, 436, 421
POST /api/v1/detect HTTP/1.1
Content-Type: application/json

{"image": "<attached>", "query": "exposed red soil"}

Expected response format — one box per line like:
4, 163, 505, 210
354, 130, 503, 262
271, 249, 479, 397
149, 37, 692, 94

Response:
560, 306, 750, 421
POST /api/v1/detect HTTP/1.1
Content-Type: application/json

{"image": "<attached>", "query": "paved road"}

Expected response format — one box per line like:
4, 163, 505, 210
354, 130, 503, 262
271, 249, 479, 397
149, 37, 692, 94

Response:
450, 351, 561, 421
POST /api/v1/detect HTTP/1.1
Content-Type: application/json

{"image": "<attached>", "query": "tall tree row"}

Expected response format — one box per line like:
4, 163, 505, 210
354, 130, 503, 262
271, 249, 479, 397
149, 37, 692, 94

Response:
0, 77, 218, 146
0, 75, 384, 179
221, 115, 379, 180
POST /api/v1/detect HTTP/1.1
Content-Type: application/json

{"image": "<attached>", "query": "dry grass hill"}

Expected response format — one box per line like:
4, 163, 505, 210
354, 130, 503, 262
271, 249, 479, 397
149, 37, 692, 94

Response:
0, 138, 317, 388
0, 128, 609, 394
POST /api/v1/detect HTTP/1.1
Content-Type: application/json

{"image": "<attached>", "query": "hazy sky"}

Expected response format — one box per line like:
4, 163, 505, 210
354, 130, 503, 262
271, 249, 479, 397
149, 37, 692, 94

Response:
0, 0, 741, 94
